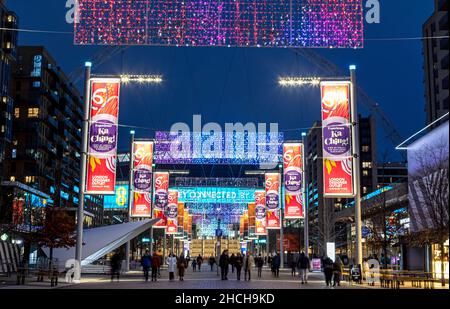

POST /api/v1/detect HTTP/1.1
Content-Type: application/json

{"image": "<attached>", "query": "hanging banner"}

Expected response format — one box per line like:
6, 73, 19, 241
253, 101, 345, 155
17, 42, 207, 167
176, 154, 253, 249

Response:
283, 143, 304, 219
176, 202, 185, 239
265, 173, 281, 229
239, 215, 245, 237
166, 190, 178, 235
130, 141, 153, 217
130, 192, 152, 218
254, 191, 267, 235
243, 210, 249, 239
188, 215, 193, 235
153, 172, 169, 228
131, 141, 154, 192
321, 81, 355, 197
183, 207, 189, 232
85, 78, 121, 194
248, 203, 257, 239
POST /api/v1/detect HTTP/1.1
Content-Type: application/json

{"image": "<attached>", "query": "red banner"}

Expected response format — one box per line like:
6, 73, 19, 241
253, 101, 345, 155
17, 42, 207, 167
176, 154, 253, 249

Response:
283, 143, 304, 219
166, 190, 178, 234
265, 173, 281, 229
85, 78, 121, 194
254, 191, 267, 235
130, 141, 153, 217
321, 81, 355, 197
153, 172, 169, 228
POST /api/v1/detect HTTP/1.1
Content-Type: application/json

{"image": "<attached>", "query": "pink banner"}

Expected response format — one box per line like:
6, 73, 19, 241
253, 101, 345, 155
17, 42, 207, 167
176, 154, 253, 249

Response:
153, 172, 169, 228
254, 191, 267, 235
130, 141, 153, 217
85, 78, 121, 194
130, 192, 152, 218
321, 81, 355, 197
283, 143, 304, 219
166, 190, 178, 234
265, 173, 281, 229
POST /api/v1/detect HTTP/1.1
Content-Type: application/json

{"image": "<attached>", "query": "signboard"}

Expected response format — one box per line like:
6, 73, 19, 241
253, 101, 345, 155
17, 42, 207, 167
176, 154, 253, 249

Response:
283, 143, 304, 219
327, 242, 336, 262
104, 183, 129, 209
174, 187, 257, 204
254, 191, 267, 235
311, 258, 322, 272
85, 78, 121, 194
75, 0, 363, 48
166, 190, 179, 234
321, 81, 355, 197
153, 172, 169, 228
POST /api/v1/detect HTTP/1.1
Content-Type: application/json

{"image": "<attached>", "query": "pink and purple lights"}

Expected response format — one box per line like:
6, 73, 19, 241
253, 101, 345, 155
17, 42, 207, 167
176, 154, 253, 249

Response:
74, 0, 363, 48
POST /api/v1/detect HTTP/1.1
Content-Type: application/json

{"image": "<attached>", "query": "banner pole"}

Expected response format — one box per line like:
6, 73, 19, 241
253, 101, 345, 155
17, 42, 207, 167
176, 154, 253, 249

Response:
350, 65, 363, 268
75, 62, 91, 280
128, 132, 135, 220
301, 137, 309, 257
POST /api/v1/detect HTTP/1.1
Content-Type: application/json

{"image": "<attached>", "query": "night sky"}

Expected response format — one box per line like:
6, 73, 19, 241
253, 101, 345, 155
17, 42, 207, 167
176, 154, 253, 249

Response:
7, 0, 434, 162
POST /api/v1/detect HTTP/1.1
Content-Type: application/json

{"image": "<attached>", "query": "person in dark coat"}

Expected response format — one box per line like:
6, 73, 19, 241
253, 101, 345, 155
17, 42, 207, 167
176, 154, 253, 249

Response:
196, 255, 203, 272
209, 255, 216, 271
151, 252, 161, 282
110, 252, 122, 282
230, 253, 236, 273
177, 255, 187, 281
323, 256, 334, 287
297, 252, 310, 284
234, 252, 244, 281
141, 250, 152, 282
272, 252, 281, 278
256, 254, 264, 278
219, 250, 230, 280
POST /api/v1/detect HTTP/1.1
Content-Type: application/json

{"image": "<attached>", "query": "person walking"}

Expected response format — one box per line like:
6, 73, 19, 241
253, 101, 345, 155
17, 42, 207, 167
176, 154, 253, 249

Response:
110, 252, 122, 282
243, 253, 254, 281
333, 256, 343, 287
151, 252, 161, 282
209, 255, 216, 271
192, 258, 197, 272
230, 253, 236, 273
297, 252, 310, 284
177, 254, 187, 281
323, 256, 334, 287
219, 250, 230, 280
196, 255, 203, 272
256, 254, 264, 278
141, 250, 152, 282
167, 253, 177, 281
273, 252, 281, 278
289, 253, 297, 277
235, 252, 243, 281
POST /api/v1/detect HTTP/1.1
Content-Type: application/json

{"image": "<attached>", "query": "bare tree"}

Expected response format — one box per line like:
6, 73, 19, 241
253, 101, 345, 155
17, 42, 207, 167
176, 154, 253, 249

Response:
410, 138, 449, 286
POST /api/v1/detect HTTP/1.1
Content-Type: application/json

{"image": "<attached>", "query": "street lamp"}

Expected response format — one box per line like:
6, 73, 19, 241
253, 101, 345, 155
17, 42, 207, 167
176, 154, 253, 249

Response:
75, 62, 163, 280
278, 65, 363, 267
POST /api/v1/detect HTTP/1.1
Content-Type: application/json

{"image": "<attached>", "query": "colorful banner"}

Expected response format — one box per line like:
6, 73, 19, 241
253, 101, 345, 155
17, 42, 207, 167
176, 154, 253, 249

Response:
130, 141, 153, 217
153, 172, 169, 228
254, 191, 267, 235
131, 192, 152, 218
321, 81, 355, 197
176, 203, 185, 238
243, 210, 249, 238
104, 182, 129, 209
187, 215, 193, 235
132, 141, 153, 192
166, 190, 179, 235
85, 78, 121, 194
239, 214, 245, 237
248, 203, 257, 239
283, 143, 304, 219
265, 173, 281, 229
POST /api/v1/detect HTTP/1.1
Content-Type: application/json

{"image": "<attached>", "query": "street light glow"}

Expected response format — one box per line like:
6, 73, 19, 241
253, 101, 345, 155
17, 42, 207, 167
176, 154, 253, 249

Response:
278, 77, 321, 87
120, 74, 163, 84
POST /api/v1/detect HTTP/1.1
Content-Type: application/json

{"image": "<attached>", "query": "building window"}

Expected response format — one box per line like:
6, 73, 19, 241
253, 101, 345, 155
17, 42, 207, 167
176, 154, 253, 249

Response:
31, 55, 43, 77
27, 108, 39, 118
12, 149, 17, 158
14, 108, 20, 118
363, 170, 369, 176
25, 176, 36, 183
0, 125, 4, 133
363, 187, 368, 194
362, 161, 372, 169
32, 81, 41, 88
10, 176, 15, 182
362, 145, 370, 153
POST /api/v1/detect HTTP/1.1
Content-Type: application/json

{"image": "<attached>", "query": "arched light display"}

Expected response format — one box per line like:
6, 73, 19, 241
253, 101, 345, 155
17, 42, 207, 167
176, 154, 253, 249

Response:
75, 0, 363, 48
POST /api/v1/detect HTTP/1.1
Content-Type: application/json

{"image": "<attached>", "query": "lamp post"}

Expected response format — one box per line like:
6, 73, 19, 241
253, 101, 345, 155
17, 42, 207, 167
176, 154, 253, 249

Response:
124, 130, 135, 272
278, 65, 362, 267
75, 61, 92, 280
75, 63, 163, 281
301, 131, 309, 257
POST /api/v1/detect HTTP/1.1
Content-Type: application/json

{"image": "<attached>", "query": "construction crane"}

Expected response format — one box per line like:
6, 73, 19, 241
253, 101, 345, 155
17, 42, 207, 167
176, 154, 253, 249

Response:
292, 48, 407, 160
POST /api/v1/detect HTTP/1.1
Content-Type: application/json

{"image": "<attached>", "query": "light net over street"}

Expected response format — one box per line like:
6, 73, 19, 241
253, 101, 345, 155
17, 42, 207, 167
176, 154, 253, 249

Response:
74, 0, 363, 48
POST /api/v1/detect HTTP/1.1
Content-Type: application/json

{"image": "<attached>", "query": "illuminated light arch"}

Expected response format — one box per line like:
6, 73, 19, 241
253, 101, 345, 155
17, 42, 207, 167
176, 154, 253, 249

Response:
74, 0, 363, 48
